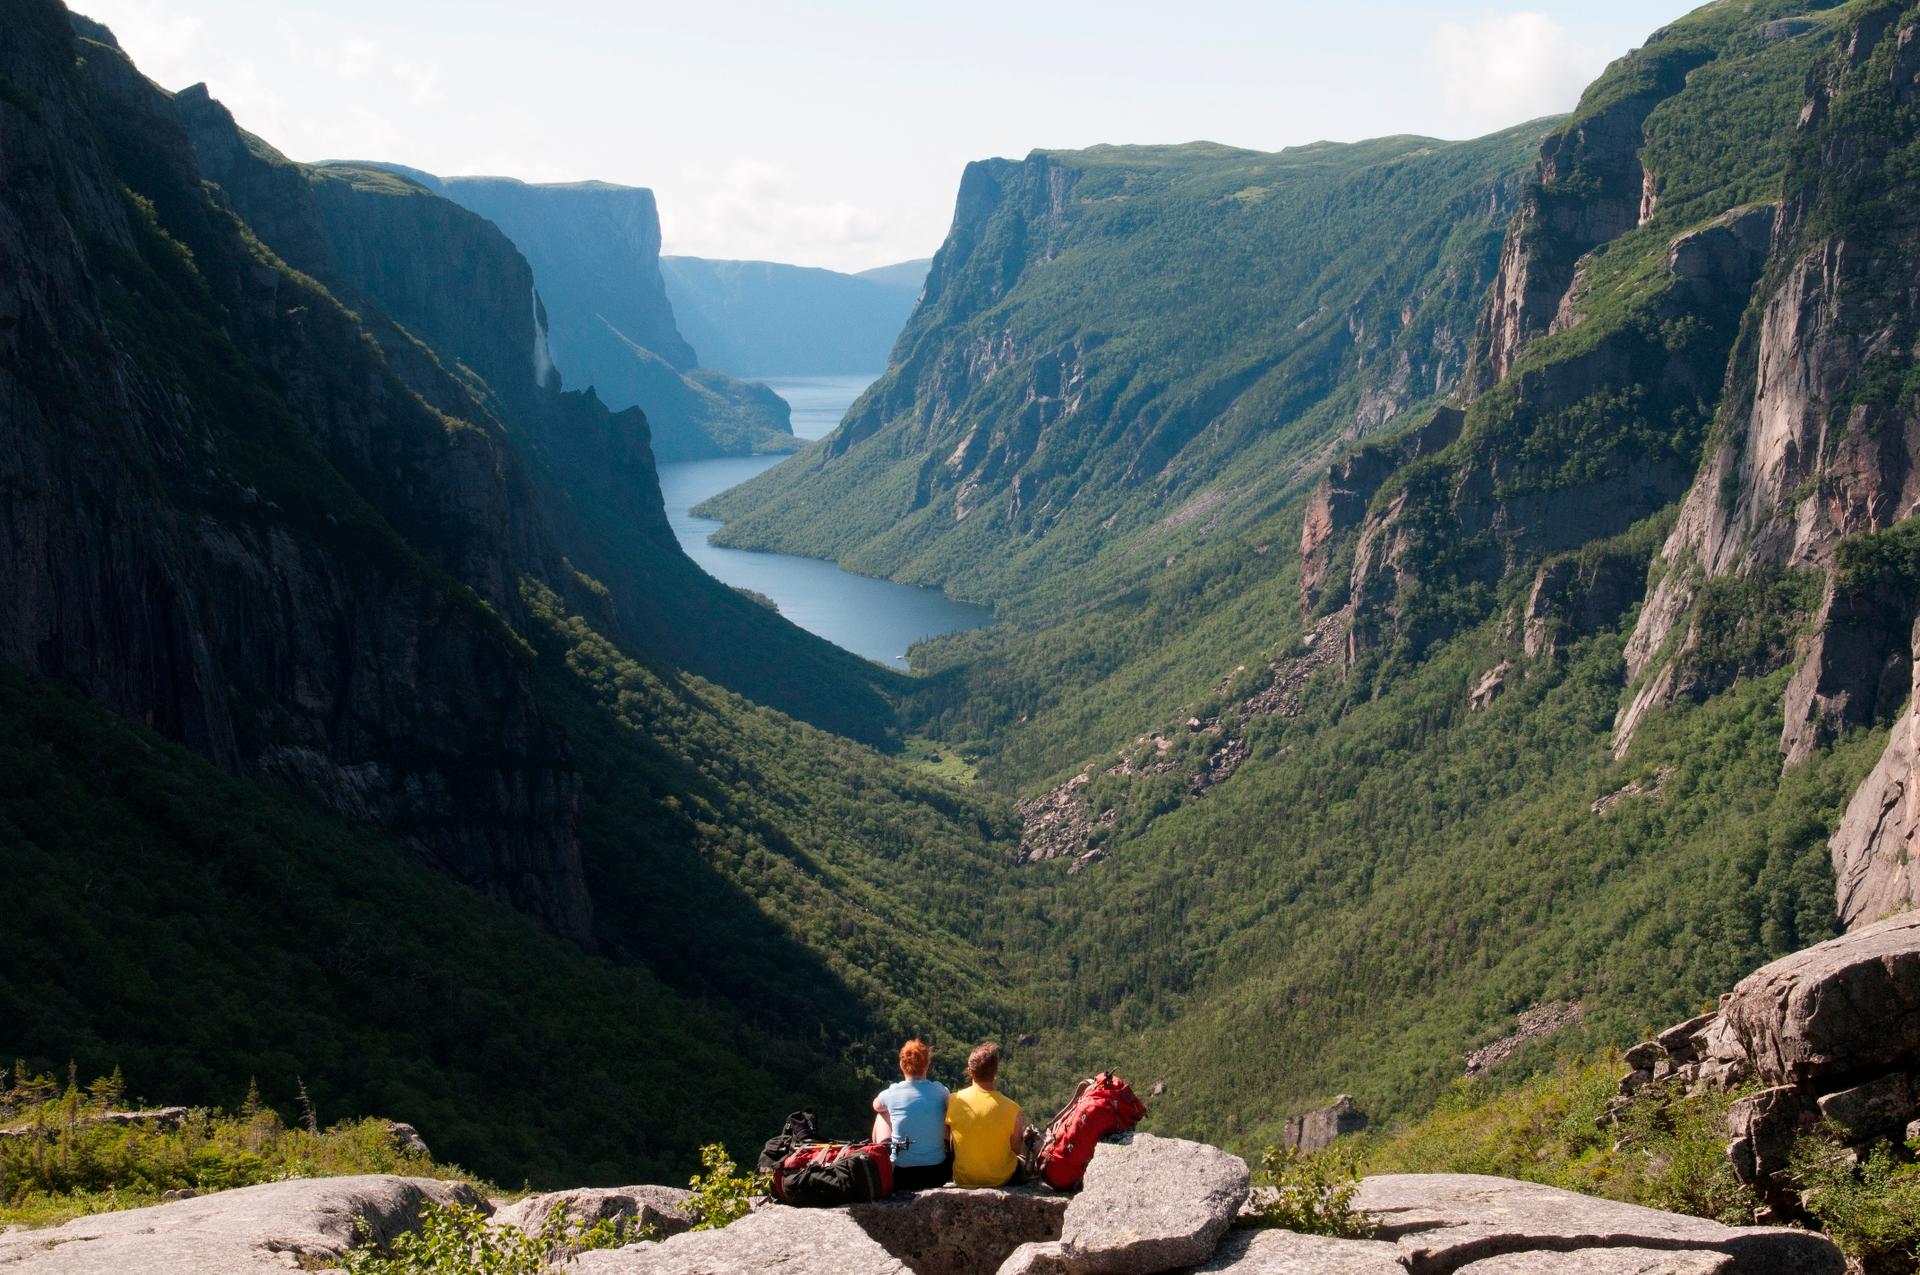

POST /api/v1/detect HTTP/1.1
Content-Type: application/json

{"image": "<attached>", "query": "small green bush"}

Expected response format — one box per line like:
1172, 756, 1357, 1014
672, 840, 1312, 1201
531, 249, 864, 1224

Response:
1253, 1145, 1373, 1238
343, 1200, 644, 1275
681, 1143, 765, 1231
1793, 1134, 1920, 1275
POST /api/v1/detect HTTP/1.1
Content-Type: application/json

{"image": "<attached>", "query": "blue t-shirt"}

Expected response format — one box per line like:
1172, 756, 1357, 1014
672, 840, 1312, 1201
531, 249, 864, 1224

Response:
877, 1077, 951, 1167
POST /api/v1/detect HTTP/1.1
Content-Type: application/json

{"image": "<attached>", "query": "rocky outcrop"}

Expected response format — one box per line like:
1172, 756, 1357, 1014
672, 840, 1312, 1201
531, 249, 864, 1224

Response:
1192, 1228, 1408, 1274
572, 1206, 912, 1274
1830, 624, 1920, 927
1283, 1095, 1368, 1152
489, 1185, 694, 1239
850, 1187, 1068, 1275
1619, 914, 1920, 1202
0, 1175, 479, 1273
1353, 1175, 1841, 1275
1300, 409, 1464, 619
383, 171, 795, 460
1615, 7, 1920, 769
1464, 1002, 1583, 1078
1469, 42, 1711, 389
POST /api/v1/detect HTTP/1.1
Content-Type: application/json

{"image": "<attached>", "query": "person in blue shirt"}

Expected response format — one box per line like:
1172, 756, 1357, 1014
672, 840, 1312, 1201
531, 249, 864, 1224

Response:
871, 1038, 952, 1191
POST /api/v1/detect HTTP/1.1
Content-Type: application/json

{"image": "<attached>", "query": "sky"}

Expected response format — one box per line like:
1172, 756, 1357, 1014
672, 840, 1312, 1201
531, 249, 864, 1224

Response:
80, 0, 1694, 273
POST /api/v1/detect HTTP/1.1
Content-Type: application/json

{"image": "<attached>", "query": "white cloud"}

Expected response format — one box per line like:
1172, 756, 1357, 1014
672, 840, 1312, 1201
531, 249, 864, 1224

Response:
1425, 11, 1608, 136
661, 161, 890, 267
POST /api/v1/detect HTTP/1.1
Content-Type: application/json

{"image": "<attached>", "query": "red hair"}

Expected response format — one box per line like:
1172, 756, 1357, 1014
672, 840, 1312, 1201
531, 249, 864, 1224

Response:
899, 1039, 931, 1076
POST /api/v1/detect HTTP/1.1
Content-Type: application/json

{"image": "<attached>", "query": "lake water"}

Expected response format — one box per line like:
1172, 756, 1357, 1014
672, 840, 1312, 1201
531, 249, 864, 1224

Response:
657, 373, 993, 670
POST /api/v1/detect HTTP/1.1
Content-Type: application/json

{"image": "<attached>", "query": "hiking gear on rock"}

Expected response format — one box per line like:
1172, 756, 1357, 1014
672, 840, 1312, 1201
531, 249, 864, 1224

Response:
1037, 1072, 1147, 1190
769, 1139, 894, 1205
757, 1111, 894, 1205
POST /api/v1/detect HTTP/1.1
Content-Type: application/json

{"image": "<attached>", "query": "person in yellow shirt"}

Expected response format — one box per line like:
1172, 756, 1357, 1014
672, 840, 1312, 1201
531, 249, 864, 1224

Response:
947, 1041, 1025, 1188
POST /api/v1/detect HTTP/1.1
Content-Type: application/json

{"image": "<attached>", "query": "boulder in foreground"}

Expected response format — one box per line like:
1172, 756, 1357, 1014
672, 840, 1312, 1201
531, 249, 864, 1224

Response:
1354, 1174, 1842, 1275
0, 1175, 478, 1274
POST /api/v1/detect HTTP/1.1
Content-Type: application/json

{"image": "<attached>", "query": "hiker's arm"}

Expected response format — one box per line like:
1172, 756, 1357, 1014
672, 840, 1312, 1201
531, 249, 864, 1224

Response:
1009, 1114, 1025, 1154
871, 1099, 892, 1144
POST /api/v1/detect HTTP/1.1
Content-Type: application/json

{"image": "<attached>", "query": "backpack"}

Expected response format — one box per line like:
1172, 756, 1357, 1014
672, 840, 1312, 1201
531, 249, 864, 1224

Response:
1036, 1072, 1147, 1190
768, 1139, 894, 1206
756, 1110, 894, 1206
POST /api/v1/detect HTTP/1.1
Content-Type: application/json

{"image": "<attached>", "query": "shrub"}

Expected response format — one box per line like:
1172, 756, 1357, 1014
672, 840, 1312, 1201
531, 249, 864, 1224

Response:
1792, 1134, 1920, 1275
681, 1143, 765, 1231
1253, 1145, 1373, 1238
343, 1200, 644, 1275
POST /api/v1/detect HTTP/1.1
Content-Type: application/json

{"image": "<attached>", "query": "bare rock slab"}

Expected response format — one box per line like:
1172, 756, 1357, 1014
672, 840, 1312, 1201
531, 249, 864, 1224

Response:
1187, 1227, 1407, 1273
1458, 1248, 1732, 1275
0, 1175, 479, 1274
1001, 1132, 1249, 1274
490, 1185, 693, 1239
1355, 1175, 1841, 1275
852, 1186, 1066, 1275
570, 1205, 909, 1275
1711, 912, 1920, 1086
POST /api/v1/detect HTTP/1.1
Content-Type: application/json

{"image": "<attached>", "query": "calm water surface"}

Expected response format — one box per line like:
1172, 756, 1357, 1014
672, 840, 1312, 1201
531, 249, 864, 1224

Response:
658, 373, 993, 670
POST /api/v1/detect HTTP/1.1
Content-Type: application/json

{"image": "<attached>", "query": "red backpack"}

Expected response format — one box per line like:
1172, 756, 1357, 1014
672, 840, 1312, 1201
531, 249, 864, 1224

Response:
1037, 1072, 1148, 1190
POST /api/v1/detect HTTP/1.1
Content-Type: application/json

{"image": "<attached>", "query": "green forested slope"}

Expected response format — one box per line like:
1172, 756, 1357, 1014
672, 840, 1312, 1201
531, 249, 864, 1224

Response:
699, 129, 1542, 609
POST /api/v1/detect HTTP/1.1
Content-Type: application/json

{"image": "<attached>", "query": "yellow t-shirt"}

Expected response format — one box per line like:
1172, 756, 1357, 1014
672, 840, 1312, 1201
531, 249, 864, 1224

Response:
947, 1084, 1021, 1187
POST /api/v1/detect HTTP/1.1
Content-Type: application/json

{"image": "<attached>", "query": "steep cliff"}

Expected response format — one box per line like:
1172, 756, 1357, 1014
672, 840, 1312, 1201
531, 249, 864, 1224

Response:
378, 169, 797, 460
169, 87, 899, 743
1619, 2, 1920, 791
1309, 1, 1845, 678
699, 133, 1538, 608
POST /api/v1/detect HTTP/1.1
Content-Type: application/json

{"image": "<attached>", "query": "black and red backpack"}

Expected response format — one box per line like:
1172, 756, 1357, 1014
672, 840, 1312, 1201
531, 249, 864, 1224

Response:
1036, 1072, 1147, 1190
757, 1110, 894, 1206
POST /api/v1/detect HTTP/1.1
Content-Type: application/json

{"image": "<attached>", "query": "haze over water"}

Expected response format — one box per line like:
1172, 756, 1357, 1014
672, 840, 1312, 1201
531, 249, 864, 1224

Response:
657, 374, 993, 670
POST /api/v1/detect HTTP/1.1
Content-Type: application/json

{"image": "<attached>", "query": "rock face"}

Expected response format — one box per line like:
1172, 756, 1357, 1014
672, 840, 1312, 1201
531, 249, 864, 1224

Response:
1829, 621, 1920, 928
1614, 6, 1920, 783
1283, 1095, 1368, 1152
1191, 1228, 1408, 1274
490, 1185, 694, 1239
1620, 914, 1920, 1201
0, 1175, 479, 1274
1005, 1133, 1251, 1274
570, 1206, 912, 1275
1353, 1174, 1842, 1275
850, 1187, 1068, 1275
1, 12, 600, 939
381, 171, 796, 461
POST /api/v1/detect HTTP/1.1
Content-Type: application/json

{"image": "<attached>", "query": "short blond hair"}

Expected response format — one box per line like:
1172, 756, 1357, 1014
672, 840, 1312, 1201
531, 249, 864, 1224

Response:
966, 1042, 1000, 1085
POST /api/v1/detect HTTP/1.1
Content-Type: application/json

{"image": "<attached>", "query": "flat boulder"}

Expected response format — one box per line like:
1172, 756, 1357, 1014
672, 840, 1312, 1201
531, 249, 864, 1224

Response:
1458, 1249, 1732, 1275
0, 1175, 479, 1274
1000, 1133, 1250, 1274
570, 1205, 909, 1274
1354, 1175, 1842, 1275
490, 1185, 693, 1239
851, 1185, 1066, 1275
1187, 1227, 1406, 1273
1710, 912, 1920, 1086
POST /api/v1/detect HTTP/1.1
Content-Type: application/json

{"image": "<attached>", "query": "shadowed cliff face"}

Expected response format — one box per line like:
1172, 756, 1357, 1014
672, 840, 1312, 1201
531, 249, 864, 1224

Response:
376, 170, 798, 462
0, 13, 596, 937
